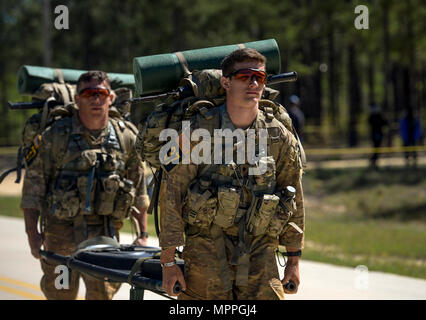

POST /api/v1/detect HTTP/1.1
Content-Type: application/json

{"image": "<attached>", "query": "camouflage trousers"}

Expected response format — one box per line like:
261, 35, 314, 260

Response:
40, 218, 121, 300
179, 233, 284, 300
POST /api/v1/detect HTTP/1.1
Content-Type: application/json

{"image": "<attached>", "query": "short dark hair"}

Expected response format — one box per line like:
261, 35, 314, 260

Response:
221, 48, 267, 77
76, 70, 111, 93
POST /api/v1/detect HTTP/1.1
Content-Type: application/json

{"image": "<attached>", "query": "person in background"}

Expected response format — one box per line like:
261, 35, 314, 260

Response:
287, 94, 305, 143
399, 108, 423, 167
368, 102, 388, 168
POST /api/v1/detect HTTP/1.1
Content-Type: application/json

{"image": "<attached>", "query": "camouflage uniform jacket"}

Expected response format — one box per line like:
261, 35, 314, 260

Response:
20, 113, 150, 220
159, 104, 305, 250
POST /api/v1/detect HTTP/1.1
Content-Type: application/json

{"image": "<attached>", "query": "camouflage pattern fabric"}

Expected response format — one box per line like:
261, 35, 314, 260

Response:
40, 216, 121, 300
21, 113, 149, 300
156, 105, 305, 300
136, 69, 301, 170
178, 234, 284, 300
112, 87, 133, 120
192, 69, 225, 99
31, 82, 75, 105
21, 113, 150, 214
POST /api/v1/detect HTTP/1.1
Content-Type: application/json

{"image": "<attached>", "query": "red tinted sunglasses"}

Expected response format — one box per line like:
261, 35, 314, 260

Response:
79, 87, 111, 98
227, 68, 268, 84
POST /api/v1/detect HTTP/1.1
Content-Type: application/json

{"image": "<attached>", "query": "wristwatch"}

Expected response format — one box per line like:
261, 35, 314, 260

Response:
282, 250, 302, 257
161, 260, 177, 268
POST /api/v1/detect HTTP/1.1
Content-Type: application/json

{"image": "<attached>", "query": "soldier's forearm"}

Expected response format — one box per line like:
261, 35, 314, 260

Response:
160, 247, 177, 263
23, 208, 40, 235
131, 207, 148, 234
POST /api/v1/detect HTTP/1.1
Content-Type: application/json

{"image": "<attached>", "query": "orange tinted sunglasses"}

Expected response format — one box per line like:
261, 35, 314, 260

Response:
228, 68, 268, 84
79, 87, 111, 98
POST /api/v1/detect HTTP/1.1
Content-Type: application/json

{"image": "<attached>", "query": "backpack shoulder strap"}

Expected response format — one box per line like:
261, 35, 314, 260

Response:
50, 116, 73, 169
109, 118, 137, 155
259, 99, 307, 169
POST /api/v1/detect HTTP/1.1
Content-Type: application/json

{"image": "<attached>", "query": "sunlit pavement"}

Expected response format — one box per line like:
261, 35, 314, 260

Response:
0, 216, 425, 300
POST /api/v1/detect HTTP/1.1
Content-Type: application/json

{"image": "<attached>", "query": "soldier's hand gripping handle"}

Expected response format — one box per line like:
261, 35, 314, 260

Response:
161, 247, 186, 296
284, 280, 297, 292
281, 248, 301, 294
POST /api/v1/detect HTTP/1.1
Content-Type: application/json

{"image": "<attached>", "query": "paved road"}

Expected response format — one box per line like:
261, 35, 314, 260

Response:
0, 216, 424, 300
0, 216, 167, 300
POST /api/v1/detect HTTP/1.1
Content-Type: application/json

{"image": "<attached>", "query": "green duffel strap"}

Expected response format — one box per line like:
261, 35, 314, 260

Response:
127, 256, 152, 284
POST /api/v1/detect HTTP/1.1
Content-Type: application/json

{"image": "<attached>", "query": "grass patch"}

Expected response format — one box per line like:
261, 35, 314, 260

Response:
303, 166, 426, 279
121, 213, 157, 237
0, 196, 23, 218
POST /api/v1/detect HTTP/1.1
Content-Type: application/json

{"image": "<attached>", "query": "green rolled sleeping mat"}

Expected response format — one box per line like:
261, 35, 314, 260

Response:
133, 38, 281, 96
17, 65, 135, 95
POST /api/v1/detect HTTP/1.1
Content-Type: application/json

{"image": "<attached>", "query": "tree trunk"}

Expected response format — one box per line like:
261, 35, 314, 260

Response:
172, 1, 185, 51
0, 1, 10, 144
348, 44, 361, 147
305, 37, 322, 125
82, 3, 96, 68
43, 0, 52, 67
328, 30, 337, 129
368, 59, 375, 105
382, 0, 391, 113
405, 0, 417, 114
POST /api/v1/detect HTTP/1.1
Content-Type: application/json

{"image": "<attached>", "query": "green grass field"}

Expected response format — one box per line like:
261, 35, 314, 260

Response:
1, 165, 425, 279
302, 166, 426, 279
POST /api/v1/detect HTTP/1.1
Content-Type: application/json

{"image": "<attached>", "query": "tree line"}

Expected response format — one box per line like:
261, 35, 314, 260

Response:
0, 0, 424, 147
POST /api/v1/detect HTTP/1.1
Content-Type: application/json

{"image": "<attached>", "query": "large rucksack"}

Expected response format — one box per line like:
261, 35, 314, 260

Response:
136, 69, 306, 170
135, 69, 306, 237
0, 83, 134, 184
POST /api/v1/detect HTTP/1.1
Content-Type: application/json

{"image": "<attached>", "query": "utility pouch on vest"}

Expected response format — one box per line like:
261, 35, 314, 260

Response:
77, 176, 95, 215
267, 203, 293, 238
48, 180, 80, 221
214, 186, 241, 229
252, 156, 276, 188
267, 187, 297, 238
113, 178, 135, 220
183, 181, 217, 228
247, 194, 280, 236
96, 174, 120, 215
100, 154, 119, 172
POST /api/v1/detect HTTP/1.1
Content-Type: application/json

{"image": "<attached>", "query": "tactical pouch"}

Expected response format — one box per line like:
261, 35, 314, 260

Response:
266, 201, 295, 238
113, 179, 136, 220
99, 154, 120, 172
213, 186, 240, 229
48, 186, 80, 221
141, 110, 170, 166
95, 174, 120, 215
76, 150, 98, 171
252, 156, 276, 188
247, 194, 280, 236
183, 182, 217, 228
77, 176, 96, 215
267, 188, 297, 238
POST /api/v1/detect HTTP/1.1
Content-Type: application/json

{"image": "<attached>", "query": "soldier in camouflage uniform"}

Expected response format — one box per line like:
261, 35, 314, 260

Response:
159, 48, 305, 300
21, 71, 150, 300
